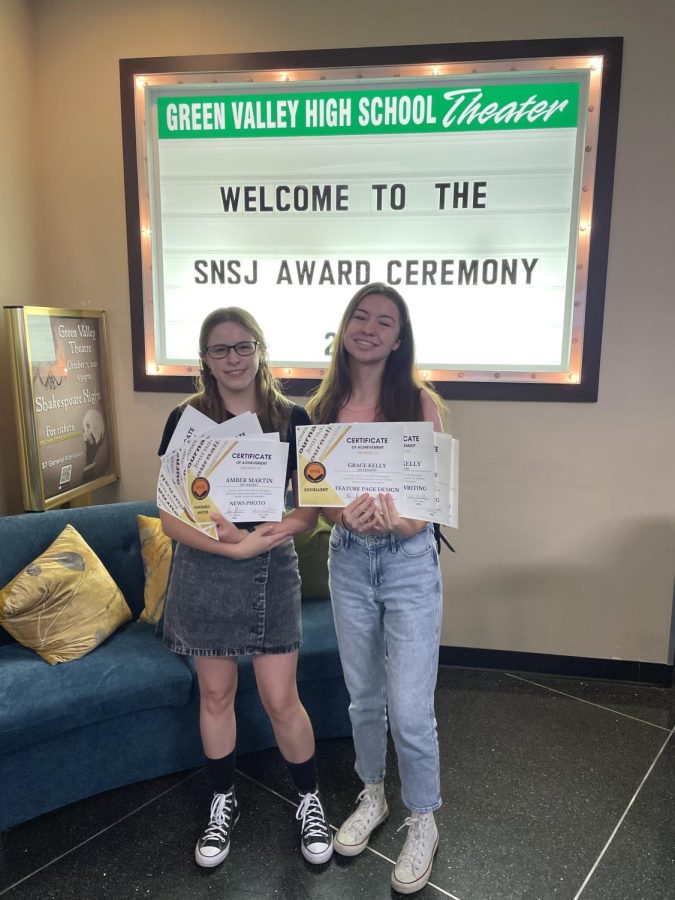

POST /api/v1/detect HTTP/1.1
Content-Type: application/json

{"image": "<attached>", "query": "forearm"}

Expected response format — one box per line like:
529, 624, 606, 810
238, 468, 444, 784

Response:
320, 507, 342, 526
282, 506, 320, 536
394, 517, 427, 537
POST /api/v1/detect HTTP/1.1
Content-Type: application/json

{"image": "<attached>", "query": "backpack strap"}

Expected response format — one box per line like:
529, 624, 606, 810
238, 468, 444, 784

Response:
433, 522, 455, 553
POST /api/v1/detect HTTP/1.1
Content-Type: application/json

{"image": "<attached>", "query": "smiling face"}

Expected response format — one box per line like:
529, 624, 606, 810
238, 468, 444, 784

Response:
202, 320, 260, 401
342, 292, 401, 367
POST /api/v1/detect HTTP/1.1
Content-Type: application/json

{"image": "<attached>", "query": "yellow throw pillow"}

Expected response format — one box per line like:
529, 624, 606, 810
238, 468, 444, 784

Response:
0, 524, 131, 664
137, 515, 172, 625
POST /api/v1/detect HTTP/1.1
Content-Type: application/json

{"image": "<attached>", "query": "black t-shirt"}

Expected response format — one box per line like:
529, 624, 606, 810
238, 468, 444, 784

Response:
158, 402, 310, 487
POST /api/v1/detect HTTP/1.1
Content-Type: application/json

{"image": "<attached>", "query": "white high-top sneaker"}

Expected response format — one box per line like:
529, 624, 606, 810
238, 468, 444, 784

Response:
333, 781, 389, 856
391, 811, 439, 894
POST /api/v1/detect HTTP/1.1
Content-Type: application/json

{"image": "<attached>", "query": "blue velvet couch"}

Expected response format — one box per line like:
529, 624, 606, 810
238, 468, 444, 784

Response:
0, 501, 350, 834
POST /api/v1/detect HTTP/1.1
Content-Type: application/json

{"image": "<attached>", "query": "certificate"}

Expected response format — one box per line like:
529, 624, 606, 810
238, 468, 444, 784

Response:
159, 437, 288, 528
397, 422, 437, 519
432, 433, 459, 528
162, 404, 216, 456
157, 408, 288, 535
297, 421, 459, 528
203, 438, 289, 522
297, 423, 405, 507
205, 410, 263, 440
162, 407, 262, 456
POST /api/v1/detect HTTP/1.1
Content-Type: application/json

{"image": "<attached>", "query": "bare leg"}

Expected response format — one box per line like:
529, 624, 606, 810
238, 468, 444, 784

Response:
252, 651, 314, 763
194, 656, 239, 758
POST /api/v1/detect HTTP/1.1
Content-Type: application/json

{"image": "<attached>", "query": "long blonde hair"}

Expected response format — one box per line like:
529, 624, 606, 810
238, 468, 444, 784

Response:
187, 307, 291, 433
306, 283, 446, 426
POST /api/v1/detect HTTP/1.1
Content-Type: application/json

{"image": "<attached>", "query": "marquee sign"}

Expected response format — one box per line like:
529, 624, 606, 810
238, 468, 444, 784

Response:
120, 39, 622, 400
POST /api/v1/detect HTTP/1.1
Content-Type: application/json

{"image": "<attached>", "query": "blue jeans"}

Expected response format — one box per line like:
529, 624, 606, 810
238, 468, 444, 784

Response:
328, 523, 443, 812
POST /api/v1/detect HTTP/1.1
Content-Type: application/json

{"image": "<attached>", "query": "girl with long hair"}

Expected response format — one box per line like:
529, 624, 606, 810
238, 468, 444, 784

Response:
306, 283, 446, 895
158, 307, 332, 870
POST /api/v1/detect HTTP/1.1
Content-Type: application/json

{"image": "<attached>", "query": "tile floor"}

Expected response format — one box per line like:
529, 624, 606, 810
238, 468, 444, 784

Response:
1, 667, 673, 900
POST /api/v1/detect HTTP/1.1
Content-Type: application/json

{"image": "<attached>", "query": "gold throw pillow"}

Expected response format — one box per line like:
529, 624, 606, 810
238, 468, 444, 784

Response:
137, 515, 172, 625
0, 524, 131, 664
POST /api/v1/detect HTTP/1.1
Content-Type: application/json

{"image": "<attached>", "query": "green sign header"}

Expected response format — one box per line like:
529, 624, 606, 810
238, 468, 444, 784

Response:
158, 83, 579, 139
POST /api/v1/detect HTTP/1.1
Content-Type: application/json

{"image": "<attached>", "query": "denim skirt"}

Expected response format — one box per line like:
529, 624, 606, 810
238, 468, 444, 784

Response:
163, 539, 302, 657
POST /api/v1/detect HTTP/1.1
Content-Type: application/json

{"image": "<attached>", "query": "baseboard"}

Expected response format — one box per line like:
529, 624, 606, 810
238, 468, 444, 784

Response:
438, 645, 673, 687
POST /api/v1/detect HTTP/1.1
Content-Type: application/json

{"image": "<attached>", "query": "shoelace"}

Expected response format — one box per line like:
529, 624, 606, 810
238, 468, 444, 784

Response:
340, 786, 382, 839
356, 786, 379, 807
203, 792, 234, 841
396, 816, 426, 869
296, 792, 329, 840
346, 787, 380, 829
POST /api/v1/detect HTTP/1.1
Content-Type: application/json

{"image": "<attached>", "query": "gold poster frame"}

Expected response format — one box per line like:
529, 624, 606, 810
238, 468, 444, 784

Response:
5, 306, 120, 510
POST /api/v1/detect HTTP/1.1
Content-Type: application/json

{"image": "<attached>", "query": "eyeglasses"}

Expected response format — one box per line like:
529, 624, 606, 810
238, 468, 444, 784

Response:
203, 340, 259, 359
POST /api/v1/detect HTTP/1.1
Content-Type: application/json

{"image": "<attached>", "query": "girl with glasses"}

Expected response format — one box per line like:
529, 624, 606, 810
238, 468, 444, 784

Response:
158, 307, 332, 871
305, 283, 447, 895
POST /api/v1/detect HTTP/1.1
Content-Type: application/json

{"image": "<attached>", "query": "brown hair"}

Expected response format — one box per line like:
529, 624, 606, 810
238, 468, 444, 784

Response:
186, 307, 290, 433
306, 283, 446, 426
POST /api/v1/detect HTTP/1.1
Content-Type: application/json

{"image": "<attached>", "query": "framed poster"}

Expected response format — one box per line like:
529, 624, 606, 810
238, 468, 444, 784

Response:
120, 37, 622, 401
4, 306, 120, 510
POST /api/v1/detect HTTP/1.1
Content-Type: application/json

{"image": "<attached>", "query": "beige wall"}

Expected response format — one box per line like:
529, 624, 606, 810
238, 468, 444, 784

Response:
2, 0, 673, 663
0, 0, 35, 514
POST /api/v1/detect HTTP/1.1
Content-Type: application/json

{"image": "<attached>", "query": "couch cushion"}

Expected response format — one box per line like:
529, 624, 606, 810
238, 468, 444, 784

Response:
0, 525, 132, 664
0, 501, 158, 620
297, 598, 345, 682
0, 622, 193, 755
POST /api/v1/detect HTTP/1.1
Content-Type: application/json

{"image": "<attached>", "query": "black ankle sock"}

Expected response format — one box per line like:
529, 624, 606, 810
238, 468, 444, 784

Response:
206, 750, 235, 795
286, 754, 318, 795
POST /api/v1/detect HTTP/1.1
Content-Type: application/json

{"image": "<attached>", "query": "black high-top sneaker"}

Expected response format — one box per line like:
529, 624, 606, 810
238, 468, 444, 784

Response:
194, 789, 240, 867
295, 790, 333, 864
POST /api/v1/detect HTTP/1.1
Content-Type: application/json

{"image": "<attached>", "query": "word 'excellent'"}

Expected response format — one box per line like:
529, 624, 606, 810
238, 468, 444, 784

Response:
194, 257, 539, 286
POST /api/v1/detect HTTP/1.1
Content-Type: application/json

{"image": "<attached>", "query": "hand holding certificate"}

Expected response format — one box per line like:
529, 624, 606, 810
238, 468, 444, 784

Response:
297, 422, 458, 528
